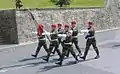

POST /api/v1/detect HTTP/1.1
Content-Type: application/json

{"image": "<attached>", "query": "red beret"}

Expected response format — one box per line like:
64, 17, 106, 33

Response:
37, 24, 44, 36
51, 24, 57, 28
64, 24, 69, 28
38, 24, 44, 28
58, 24, 62, 26
88, 21, 93, 25
71, 20, 76, 24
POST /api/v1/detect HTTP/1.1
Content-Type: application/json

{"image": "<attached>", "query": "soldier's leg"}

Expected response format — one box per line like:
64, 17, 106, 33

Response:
43, 42, 49, 53
43, 43, 54, 62
32, 41, 42, 58
73, 38, 82, 56
80, 40, 91, 60
54, 44, 62, 59
68, 45, 78, 62
52, 39, 61, 54
60, 41, 64, 53
92, 40, 100, 59
66, 49, 70, 57
16, 3, 19, 9
55, 45, 67, 66
52, 48, 56, 55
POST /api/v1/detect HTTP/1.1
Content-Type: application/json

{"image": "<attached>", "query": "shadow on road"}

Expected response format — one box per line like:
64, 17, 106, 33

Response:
0, 61, 46, 71
0, 57, 95, 73
18, 56, 47, 62
99, 42, 120, 48
112, 44, 120, 47
18, 54, 57, 62
0, 56, 73, 71
37, 58, 95, 73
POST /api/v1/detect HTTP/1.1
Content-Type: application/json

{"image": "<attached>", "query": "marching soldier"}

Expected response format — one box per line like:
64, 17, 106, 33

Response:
52, 24, 64, 54
80, 21, 100, 60
66, 20, 82, 58
16, 0, 23, 9
71, 20, 82, 56
55, 24, 79, 66
31, 24, 49, 58
43, 24, 62, 62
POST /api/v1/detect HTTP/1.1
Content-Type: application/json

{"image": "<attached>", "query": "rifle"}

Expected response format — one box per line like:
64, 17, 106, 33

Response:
27, 9, 51, 42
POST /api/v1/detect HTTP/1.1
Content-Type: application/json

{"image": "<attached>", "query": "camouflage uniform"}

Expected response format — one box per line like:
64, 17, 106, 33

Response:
56, 24, 78, 66
43, 24, 62, 62
80, 22, 100, 60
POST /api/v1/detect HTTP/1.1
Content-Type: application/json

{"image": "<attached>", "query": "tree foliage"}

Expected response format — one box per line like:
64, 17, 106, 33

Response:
51, 0, 71, 7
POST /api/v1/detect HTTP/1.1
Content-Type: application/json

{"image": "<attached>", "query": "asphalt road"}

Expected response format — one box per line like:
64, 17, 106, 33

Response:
0, 30, 120, 74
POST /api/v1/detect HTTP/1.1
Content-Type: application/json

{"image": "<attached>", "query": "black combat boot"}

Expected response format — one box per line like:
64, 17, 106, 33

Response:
94, 55, 100, 59
80, 56, 86, 60
43, 58, 49, 62
55, 61, 62, 66
77, 52, 82, 58
31, 54, 37, 58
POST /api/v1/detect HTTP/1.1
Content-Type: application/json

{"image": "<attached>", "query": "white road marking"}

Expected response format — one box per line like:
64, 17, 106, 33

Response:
0, 41, 38, 50
0, 65, 31, 73
0, 69, 8, 72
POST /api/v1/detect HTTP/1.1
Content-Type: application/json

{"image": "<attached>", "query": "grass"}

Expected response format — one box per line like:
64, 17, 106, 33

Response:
0, 0, 105, 9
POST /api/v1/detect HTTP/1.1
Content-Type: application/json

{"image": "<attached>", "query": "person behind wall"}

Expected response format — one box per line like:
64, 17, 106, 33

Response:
16, 0, 23, 9
80, 21, 100, 60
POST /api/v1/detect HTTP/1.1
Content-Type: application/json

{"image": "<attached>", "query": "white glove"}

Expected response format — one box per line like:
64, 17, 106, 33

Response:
58, 34, 66, 41
80, 29, 89, 36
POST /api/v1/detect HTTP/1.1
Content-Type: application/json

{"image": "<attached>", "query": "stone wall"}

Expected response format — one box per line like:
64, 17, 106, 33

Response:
16, 7, 120, 43
0, 10, 18, 44
16, 10, 37, 43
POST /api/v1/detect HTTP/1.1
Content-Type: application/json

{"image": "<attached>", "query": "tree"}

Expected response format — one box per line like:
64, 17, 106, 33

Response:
51, 0, 71, 7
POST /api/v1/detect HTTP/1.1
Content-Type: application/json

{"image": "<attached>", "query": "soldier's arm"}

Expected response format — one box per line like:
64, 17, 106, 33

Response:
85, 30, 94, 39
58, 34, 66, 37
